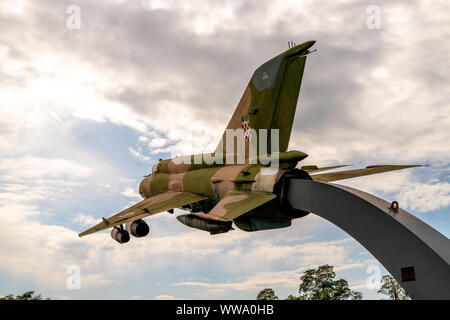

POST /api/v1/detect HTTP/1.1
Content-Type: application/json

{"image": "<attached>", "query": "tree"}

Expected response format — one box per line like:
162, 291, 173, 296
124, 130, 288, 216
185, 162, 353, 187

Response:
0, 291, 48, 300
377, 275, 409, 300
256, 288, 279, 300
293, 264, 363, 300
254, 265, 363, 300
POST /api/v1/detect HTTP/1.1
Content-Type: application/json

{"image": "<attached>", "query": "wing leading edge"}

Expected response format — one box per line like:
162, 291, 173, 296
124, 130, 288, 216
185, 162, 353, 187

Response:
310, 164, 425, 183
79, 191, 208, 237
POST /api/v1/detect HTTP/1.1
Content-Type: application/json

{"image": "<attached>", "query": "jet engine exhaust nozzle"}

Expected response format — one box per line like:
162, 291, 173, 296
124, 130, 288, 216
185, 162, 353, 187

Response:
111, 227, 130, 244
126, 219, 150, 238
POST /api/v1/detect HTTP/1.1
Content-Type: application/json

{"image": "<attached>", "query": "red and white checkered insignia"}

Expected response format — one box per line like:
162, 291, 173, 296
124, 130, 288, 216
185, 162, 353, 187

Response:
241, 122, 251, 141
240, 114, 251, 141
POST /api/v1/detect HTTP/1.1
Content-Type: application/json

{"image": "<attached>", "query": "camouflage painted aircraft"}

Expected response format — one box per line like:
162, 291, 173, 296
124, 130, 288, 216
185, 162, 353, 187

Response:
79, 40, 421, 243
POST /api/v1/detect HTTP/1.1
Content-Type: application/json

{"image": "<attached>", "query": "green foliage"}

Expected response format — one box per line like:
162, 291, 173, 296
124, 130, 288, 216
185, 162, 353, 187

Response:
293, 264, 363, 300
255, 265, 363, 300
377, 275, 409, 300
0, 291, 48, 300
256, 288, 279, 300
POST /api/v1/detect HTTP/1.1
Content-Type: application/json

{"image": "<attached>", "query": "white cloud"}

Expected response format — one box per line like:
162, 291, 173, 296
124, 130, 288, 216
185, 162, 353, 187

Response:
0, 203, 89, 287
0, 199, 364, 295
0, 156, 95, 203
174, 255, 375, 291
0, 156, 93, 180
175, 270, 300, 291
0, 54, 146, 153
339, 170, 450, 213
138, 136, 149, 143
47, 294, 73, 300
148, 137, 167, 149
121, 187, 140, 199
128, 147, 151, 161
73, 214, 99, 227
154, 295, 176, 300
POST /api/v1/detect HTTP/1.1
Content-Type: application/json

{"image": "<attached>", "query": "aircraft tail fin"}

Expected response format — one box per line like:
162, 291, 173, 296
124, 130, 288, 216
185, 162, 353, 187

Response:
215, 40, 315, 160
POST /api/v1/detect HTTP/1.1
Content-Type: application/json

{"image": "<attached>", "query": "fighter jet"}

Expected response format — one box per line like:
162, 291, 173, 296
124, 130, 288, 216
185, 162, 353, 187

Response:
79, 40, 421, 243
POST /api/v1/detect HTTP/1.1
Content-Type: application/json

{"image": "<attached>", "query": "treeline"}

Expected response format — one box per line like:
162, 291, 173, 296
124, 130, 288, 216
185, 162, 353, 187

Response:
256, 264, 409, 300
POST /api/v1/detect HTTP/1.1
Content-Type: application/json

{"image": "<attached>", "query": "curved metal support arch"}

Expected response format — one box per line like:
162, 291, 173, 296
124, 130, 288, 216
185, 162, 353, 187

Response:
287, 179, 450, 300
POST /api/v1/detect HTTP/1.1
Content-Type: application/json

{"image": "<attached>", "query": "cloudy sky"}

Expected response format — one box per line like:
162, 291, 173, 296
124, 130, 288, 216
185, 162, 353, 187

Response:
0, 0, 449, 300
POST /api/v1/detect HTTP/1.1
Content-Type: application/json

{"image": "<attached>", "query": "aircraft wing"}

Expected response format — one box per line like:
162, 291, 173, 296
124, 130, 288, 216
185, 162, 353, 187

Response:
79, 191, 208, 237
194, 191, 276, 222
310, 165, 424, 183
301, 164, 350, 174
